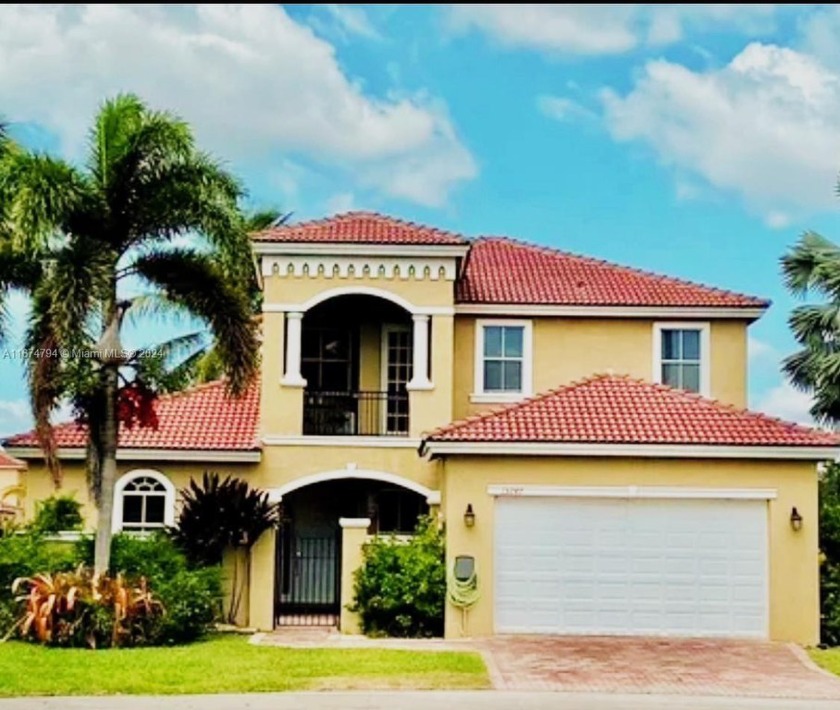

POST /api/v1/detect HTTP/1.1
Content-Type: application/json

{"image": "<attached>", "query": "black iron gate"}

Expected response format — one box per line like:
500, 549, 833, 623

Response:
274, 522, 341, 626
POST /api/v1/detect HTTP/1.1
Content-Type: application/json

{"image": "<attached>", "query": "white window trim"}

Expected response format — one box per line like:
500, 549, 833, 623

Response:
652, 321, 711, 397
380, 323, 412, 434
487, 484, 777, 500
112, 469, 176, 533
472, 319, 533, 402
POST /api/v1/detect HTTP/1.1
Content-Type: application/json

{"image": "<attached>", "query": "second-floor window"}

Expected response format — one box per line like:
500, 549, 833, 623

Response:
654, 323, 709, 395
474, 320, 533, 401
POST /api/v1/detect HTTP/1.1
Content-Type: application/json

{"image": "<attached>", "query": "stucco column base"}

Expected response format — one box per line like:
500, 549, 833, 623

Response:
339, 517, 371, 635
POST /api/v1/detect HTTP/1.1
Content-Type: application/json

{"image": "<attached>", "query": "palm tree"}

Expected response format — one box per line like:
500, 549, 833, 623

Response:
781, 231, 840, 424
0, 96, 259, 572
148, 208, 289, 389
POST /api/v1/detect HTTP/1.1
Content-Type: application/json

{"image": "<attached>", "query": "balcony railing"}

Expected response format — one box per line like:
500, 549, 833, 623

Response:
303, 390, 409, 437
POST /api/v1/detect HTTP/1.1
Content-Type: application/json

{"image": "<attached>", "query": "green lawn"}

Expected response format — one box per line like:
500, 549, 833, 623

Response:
810, 648, 840, 676
0, 634, 489, 696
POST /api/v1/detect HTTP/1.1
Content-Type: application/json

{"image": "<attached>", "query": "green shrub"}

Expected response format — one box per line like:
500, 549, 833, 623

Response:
0, 531, 81, 638
351, 516, 445, 638
822, 463, 840, 646
30, 495, 83, 534
77, 532, 222, 644
4, 533, 219, 646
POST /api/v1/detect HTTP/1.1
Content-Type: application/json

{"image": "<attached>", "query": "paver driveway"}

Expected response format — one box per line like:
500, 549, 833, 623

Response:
482, 636, 840, 699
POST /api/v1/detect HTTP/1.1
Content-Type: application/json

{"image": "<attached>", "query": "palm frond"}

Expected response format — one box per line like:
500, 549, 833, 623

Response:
24, 294, 64, 486
782, 231, 840, 299
0, 152, 90, 251
244, 208, 289, 233
122, 151, 243, 254
124, 292, 196, 330
44, 238, 113, 346
132, 249, 257, 395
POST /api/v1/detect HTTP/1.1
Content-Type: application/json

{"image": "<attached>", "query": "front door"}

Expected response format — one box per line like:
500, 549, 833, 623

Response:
274, 520, 341, 626
381, 325, 412, 435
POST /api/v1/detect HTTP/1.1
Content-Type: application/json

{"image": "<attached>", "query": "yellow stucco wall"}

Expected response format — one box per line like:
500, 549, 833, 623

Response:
441, 456, 819, 645
452, 317, 749, 420
18, 461, 260, 526
262, 273, 455, 309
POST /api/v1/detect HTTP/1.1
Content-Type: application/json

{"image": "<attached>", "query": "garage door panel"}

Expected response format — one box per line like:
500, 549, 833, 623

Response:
494, 496, 768, 638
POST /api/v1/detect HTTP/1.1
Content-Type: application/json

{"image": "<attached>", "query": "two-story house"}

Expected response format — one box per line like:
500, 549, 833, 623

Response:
5, 212, 838, 644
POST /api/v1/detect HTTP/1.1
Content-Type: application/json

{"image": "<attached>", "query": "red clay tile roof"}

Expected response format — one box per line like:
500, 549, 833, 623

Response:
457, 238, 768, 309
425, 375, 838, 447
252, 212, 468, 246
0, 451, 25, 469
5, 379, 260, 452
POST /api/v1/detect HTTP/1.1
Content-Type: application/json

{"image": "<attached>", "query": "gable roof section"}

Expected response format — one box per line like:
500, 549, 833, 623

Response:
457, 238, 769, 309
252, 211, 468, 246
5, 379, 260, 453
423, 375, 838, 456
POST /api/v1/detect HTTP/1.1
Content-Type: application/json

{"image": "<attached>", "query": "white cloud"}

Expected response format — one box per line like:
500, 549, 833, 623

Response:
318, 5, 382, 41
748, 336, 779, 364
537, 94, 596, 123
325, 192, 356, 214
0, 398, 37, 438
602, 43, 840, 217
798, 5, 840, 69
447, 5, 776, 56
0, 4, 475, 207
753, 381, 814, 425
764, 211, 792, 229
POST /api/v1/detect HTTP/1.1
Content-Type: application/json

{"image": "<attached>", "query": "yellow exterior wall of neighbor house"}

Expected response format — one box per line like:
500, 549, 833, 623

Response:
0, 469, 22, 508
441, 456, 819, 645
452, 316, 749, 420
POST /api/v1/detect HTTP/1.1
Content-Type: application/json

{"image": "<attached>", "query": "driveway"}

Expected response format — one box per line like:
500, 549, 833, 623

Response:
481, 636, 840, 699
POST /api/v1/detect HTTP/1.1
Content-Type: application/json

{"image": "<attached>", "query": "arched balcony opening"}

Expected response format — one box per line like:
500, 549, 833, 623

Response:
283, 293, 432, 437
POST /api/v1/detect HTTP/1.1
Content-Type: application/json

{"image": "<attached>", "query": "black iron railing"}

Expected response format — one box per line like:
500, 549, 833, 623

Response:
303, 390, 409, 436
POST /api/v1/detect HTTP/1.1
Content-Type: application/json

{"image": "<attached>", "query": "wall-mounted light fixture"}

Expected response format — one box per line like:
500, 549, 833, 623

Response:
790, 507, 803, 532
464, 504, 476, 528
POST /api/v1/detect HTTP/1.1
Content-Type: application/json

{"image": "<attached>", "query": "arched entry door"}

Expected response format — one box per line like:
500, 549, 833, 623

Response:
273, 478, 429, 627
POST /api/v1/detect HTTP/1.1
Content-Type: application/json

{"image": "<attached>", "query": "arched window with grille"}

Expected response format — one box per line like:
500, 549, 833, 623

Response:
112, 470, 176, 533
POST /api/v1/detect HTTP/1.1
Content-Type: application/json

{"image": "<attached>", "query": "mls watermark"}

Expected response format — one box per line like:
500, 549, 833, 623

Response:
2, 347, 166, 360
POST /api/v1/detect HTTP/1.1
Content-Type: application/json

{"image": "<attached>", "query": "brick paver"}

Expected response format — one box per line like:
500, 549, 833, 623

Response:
483, 636, 840, 699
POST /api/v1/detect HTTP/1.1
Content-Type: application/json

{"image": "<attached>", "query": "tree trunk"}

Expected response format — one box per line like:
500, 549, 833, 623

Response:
93, 361, 119, 575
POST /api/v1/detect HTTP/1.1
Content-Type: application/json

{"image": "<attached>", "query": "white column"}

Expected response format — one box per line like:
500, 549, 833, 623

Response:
407, 314, 433, 390
281, 311, 307, 387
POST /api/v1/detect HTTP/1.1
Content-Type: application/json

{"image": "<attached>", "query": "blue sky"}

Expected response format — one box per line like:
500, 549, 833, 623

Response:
0, 4, 839, 434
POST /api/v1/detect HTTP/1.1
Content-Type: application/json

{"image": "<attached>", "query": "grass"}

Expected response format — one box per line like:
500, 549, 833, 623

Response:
810, 648, 840, 676
0, 634, 489, 696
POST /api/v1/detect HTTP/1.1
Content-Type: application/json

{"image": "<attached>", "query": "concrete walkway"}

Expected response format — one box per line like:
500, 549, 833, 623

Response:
1, 692, 839, 710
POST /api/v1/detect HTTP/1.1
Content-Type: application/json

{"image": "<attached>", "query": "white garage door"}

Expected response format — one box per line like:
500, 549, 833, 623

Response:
494, 496, 768, 638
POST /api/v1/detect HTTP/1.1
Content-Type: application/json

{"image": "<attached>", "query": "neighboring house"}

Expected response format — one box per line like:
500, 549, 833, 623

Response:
0, 450, 26, 521
4, 211, 839, 644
